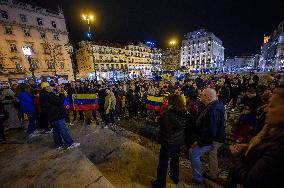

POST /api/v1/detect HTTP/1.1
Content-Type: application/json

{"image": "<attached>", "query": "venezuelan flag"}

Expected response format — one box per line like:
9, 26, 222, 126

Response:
146, 95, 164, 111
72, 94, 99, 111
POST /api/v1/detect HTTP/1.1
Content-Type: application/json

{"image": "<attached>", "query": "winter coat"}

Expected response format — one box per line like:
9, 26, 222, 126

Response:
158, 109, 186, 146
18, 92, 36, 114
39, 90, 68, 121
230, 83, 241, 96
104, 94, 112, 114
110, 92, 116, 110
192, 100, 225, 146
231, 125, 284, 188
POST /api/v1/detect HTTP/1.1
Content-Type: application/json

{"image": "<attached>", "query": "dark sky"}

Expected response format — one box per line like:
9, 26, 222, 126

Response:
20, 0, 283, 57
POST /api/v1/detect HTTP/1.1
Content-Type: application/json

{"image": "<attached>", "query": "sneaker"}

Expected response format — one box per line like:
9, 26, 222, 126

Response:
56, 146, 64, 150
28, 132, 41, 138
117, 117, 120, 121
104, 125, 109, 129
67, 142, 80, 150
231, 108, 235, 112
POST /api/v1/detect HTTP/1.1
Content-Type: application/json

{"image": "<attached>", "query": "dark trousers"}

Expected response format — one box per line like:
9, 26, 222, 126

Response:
231, 95, 238, 109
27, 113, 37, 134
37, 113, 50, 131
156, 144, 181, 187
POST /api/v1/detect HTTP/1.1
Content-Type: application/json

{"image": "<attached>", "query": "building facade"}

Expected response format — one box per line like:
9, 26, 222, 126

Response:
0, 0, 73, 81
261, 20, 284, 70
180, 29, 224, 70
161, 47, 180, 71
76, 41, 162, 79
224, 55, 260, 72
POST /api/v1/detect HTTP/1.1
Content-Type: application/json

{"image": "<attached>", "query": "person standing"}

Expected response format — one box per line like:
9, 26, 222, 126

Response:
2, 86, 22, 130
18, 84, 38, 136
151, 94, 186, 188
188, 88, 225, 185
39, 82, 80, 149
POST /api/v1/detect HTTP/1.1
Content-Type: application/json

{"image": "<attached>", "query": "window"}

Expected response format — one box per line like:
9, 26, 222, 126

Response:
43, 45, 50, 54
20, 14, 27, 22
23, 28, 31, 37
60, 62, 64, 69
15, 62, 23, 72
0, 10, 8, 19
4, 25, 12, 35
37, 18, 43, 26
53, 33, 59, 40
39, 31, 46, 39
51, 21, 57, 28
31, 60, 39, 69
9, 43, 17, 52
47, 62, 54, 69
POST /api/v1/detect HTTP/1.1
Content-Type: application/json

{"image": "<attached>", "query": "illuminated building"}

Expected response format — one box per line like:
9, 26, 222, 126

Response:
261, 20, 284, 70
0, 0, 73, 81
76, 41, 162, 79
180, 29, 224, 70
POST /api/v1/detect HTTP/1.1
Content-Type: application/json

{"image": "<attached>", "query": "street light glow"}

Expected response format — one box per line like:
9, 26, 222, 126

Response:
22, 46, 32, 56
82, 13, 95, 22
169, 40, 177, 46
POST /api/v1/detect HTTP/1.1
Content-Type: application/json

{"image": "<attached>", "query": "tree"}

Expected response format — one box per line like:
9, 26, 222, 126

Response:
42, 41, 64, 77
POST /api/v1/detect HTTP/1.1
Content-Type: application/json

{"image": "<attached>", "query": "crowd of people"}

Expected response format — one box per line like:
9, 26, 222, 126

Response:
0, 72, 283, 188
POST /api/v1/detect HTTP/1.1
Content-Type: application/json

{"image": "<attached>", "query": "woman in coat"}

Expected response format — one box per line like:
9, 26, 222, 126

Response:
17, 84, 37, 135
228, 85, 284, 188
151, 94, 186, 188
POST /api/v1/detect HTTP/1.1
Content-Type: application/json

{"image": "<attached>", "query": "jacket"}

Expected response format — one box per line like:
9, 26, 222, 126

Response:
158, 109, 186, 145
192, 100, 225, 146
39, 90, 68, 121
232, 126, 284, 188
18, 92, 36, 114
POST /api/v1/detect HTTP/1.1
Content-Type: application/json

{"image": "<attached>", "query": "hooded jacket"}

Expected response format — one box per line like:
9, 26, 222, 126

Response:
39, 90, 68, 121
192, 100, 225, 146
18, 92, 36, 114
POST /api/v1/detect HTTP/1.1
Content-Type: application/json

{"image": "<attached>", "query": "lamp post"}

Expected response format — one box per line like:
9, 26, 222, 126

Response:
22, 46, 35, 82
82, 14, 97, 81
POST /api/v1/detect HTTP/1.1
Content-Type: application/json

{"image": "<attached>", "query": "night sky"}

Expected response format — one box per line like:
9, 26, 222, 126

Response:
20, 0, 283, 57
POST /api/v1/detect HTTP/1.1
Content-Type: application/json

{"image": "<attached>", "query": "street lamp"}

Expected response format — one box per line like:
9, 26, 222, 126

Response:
82, 13, 97, 81
22, 46, 35, 82
169, 40, 177, 46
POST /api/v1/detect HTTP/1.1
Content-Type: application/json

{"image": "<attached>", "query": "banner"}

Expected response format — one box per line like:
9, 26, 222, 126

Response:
146, 95, 164, 112
72, 94, 99, 111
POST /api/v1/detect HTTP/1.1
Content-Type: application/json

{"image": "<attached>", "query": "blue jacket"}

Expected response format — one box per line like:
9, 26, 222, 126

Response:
18, 92, 36, 114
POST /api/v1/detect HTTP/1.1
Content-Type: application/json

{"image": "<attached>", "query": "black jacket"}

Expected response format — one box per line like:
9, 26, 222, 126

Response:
232, 125, 284, 188
192, 100, 225, 146
158, 109, 186, 146
217, 85, 230, 105
39, 90, 68, 121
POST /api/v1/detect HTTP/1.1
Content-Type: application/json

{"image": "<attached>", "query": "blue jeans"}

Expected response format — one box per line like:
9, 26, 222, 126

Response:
27, 113, 36, 134
51, 119, 73, 148
189, 145, 213, 182
156, 144, 181, 188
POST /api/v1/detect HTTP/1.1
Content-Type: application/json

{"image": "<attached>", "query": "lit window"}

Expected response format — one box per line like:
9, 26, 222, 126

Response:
31, 60, 39, 69
37, 18, 43, 26
4, 25, 12, 35
60, 62, 64, 69
15, 62, 23, 72
20, 14, 27, 22
47, 62, 54, 69
0, 10, 8, 19
9, 43, 17, 52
